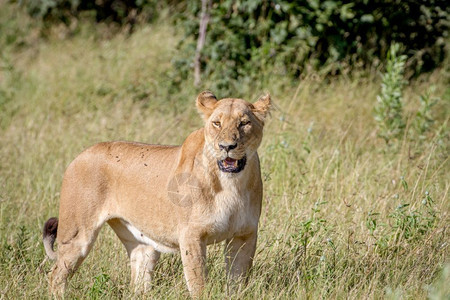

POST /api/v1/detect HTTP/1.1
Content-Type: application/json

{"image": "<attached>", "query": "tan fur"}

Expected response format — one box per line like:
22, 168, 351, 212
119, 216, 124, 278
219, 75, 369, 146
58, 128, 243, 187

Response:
43, 91, 271, 297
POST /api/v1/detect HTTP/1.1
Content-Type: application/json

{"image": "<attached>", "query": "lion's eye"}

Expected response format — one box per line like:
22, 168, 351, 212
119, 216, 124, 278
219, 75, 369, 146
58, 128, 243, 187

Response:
240, 120, 250, 127
212, 121, 221, 128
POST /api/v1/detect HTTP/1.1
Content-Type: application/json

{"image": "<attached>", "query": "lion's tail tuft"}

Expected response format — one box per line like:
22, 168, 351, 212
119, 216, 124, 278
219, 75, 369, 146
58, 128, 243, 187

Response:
43, 217, 58, 260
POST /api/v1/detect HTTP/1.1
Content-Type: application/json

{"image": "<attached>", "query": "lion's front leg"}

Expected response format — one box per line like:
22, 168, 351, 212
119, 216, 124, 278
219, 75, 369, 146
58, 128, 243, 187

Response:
224, 232, 257, 292
179, 233, 207, 297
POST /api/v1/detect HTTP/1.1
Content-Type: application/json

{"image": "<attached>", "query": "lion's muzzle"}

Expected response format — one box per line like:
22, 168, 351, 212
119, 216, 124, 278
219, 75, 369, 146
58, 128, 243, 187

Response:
217, 156, 247, 173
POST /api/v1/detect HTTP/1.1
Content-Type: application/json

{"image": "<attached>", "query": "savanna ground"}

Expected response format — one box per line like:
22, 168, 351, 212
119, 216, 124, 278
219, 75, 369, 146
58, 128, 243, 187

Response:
0, 4, 449, 299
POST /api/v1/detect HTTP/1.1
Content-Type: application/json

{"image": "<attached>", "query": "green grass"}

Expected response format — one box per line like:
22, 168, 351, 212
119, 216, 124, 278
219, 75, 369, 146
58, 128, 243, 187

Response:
1, 3, 449, 299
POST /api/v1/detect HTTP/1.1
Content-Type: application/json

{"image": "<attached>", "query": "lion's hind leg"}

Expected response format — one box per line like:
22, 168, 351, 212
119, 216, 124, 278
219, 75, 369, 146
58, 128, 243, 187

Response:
48, 224, 103, 298
129, 244, 161, 293
108, 219, 161, 294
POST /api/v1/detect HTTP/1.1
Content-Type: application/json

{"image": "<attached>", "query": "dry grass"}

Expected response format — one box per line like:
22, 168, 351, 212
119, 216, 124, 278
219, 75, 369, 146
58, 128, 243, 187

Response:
0, 4, 449, 299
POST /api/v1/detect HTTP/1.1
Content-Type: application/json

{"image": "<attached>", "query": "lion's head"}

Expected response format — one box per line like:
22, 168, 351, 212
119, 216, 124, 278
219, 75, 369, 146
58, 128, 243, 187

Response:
196, 91, 271, 174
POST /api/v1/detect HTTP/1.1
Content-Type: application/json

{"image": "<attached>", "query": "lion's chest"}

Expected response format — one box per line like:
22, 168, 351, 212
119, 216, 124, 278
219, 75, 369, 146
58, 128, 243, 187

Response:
204, 177, 259, 243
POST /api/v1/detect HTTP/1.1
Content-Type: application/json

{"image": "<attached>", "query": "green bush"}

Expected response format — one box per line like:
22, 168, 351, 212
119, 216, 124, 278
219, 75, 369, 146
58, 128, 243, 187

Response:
16, 0, 449, 94
21, 0, 159, 24
413, 88, 440, 140
374, 43, 407, 144
173, 0, 449, 93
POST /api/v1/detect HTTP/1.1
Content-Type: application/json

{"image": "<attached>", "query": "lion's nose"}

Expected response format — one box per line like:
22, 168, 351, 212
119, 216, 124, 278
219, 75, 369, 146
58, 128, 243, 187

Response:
219, 143, 237, 152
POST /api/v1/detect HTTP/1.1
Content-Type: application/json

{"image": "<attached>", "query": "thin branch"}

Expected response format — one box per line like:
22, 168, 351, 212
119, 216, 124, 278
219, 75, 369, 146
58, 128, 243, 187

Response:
194, 0, 212, 87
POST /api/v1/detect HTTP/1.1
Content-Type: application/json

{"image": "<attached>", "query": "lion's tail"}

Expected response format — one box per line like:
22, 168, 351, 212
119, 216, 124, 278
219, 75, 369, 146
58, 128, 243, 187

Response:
43, 217, 58, 260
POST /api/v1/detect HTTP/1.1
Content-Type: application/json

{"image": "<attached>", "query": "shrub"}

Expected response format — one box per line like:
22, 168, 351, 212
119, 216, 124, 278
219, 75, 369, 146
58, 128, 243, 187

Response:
413, 88, 440, 140
21, 0, 159, 25
172, 0, 448, 93
374, 43, 407, 144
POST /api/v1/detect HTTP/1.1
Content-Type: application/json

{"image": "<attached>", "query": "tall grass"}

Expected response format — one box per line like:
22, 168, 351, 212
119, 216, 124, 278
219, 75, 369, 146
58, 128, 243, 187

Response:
0, 4, 449, 299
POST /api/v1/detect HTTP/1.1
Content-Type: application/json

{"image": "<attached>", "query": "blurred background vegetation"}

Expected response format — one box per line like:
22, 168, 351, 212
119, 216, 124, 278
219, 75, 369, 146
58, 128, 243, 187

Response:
4, 0, 449, 93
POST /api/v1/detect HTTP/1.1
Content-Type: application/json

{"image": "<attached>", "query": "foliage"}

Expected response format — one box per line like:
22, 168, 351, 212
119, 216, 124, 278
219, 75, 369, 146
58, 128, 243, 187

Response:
388, 191, 438, 243
365, 189, 440, 259
413, 88, 440, 140
20, 0, 160, 24
172, 0, 449, 94
374, 44, 443, 146
12, 0, 450, 94
88, 271, 112, 299
374, 44, 407, 144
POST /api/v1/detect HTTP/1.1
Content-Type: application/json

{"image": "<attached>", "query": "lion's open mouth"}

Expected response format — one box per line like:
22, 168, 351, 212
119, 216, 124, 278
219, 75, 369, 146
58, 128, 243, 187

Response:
217, 156, 246, 173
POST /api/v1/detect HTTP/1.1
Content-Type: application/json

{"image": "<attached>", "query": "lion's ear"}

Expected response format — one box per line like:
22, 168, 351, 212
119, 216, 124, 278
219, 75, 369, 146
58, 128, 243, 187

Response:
251, 93, 271, 123
196, 91, 218, 121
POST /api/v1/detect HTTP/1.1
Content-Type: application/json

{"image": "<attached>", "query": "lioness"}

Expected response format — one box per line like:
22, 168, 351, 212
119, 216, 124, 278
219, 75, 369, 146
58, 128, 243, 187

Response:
42, 91, 271, 297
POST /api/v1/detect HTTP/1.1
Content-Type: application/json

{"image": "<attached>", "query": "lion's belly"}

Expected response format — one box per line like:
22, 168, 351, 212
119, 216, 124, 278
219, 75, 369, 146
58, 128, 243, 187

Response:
109, 218, 179, 253
121, 220, 179, 253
